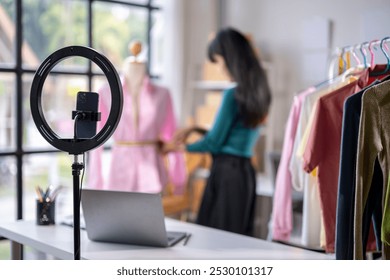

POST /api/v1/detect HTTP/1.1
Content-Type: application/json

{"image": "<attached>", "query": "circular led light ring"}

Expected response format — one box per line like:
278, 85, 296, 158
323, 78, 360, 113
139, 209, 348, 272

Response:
30, 46, 123, 154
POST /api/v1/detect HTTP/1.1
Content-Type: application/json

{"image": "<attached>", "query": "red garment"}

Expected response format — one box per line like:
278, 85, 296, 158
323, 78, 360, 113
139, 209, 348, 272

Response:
302, 71, 368, 252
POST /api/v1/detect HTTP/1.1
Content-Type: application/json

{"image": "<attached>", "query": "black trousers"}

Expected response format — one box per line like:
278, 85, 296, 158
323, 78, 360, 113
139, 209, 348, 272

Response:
196, 154, 256, 236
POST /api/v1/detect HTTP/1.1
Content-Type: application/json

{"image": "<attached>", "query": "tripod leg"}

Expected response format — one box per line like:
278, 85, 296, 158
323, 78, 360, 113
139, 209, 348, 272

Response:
72, 157, 83, 260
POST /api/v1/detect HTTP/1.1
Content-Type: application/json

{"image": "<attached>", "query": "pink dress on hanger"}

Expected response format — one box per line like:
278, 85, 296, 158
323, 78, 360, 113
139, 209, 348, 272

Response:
271, 87, 314, 242
87, 76, 187, 194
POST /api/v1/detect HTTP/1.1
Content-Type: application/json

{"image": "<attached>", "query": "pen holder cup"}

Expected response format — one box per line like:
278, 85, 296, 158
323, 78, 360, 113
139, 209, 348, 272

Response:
36, 200, 55, 225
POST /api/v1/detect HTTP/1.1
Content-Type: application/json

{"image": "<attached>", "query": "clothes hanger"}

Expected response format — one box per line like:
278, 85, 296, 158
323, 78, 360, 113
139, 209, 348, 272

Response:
368, 39, 380, 68
317, 46, 361, 90
328, 47, 342, 79
377, 37, 390, 75
359, 41, 369, 68
351, 44, 362, 67
342, 47, 348, 72
340, 46, 364, 75
344, 46, 358, 72
369, 37, 390, 76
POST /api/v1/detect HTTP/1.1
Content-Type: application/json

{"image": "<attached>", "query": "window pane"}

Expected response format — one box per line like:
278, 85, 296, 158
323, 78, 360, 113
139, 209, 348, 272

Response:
151, 0, 163, 7
0, 1, 16, 66
22, 0, 87, 68
0, 73, 15, 151
150, 10, 163, 76
121, 0, 149, 5
92, 1, 148, 74
24, 72, 88, 147
92, 75, 112, 144
92, 75, 109, 94
23, 153, 74, 221
0, 239, 10, 260
92, 75, 112, 118
0, 156, 16, 223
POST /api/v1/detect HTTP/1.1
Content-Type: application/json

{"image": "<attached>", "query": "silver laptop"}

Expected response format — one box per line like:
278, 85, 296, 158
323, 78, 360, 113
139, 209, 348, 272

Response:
81, 189, 187, 247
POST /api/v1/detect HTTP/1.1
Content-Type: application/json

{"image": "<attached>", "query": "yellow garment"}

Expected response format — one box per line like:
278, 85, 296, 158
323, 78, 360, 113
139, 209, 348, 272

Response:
338, 51, 351, 75
296, 100, 319, 177
338, 55, 344, 75
297, 100, 318, 158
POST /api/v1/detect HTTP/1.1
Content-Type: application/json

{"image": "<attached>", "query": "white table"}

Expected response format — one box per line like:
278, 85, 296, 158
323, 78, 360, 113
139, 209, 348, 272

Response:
0, 219, 333, 260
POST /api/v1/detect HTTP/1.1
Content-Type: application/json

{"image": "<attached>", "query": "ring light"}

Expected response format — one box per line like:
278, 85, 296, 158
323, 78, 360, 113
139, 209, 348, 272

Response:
30, 46, 123, 260
30, 45, 123, 155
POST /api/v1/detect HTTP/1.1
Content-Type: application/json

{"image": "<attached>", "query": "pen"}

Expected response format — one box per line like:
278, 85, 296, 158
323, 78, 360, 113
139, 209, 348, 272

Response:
35, 186, 43, 202
183, 233, 191, 246
49, 185, 63, 201
44, 185, 53, 202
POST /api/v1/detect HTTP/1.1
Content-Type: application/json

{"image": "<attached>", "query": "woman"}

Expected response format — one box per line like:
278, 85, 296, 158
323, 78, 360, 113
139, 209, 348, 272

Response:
166, 27, 271, 236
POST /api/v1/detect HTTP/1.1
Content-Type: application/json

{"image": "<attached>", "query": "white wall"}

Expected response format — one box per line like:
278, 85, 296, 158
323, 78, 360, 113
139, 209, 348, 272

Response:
161, 0, 390, 148
221, 0, 390, 149
181, 0, 219, 125
223, 0, 390, 88
157, 0, 219, 125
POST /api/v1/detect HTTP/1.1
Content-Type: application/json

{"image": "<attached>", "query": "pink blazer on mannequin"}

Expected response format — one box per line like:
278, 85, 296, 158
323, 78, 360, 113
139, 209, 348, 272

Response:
87, 76, 187, 194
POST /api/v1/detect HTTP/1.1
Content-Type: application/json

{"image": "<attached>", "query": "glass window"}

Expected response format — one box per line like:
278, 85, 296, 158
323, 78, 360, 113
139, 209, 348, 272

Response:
150, 10, 164, 77
0, 1, 16, 67
121, 0, 149, 5
0, 1, 159, 234
0, 156, 16, 223
92, 75, 113, 143
23, 153, 74, 221
92, 75, 110, 94
22, 0, 88, 68
92, 1, 148, 74
24, 73, 88, 147
0, 73, 15, 151
92, 75, 113, 119
0, 239, 10, 260
151, 0, 163, 7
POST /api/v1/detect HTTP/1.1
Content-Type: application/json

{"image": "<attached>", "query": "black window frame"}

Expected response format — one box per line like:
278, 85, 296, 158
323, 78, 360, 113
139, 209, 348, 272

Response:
0, 0, 160, 248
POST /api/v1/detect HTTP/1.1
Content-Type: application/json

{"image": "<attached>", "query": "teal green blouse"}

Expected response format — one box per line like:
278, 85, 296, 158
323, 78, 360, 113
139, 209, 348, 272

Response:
186, 87, 261, 158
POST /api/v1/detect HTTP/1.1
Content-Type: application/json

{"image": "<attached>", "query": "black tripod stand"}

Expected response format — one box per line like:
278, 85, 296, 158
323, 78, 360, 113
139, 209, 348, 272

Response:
72, 154, 84, 260
71, 109, 99, 260
29, 45, 124, 261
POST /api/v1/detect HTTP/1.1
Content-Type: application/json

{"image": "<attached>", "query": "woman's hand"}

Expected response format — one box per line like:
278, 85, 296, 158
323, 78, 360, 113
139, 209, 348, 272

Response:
174, 126, 207, 144
159, 140, 185, 155
174, 127, 195, 144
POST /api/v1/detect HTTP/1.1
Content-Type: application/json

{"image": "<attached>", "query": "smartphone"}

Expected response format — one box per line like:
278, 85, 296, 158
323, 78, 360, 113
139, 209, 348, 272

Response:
75, 91, 99, 139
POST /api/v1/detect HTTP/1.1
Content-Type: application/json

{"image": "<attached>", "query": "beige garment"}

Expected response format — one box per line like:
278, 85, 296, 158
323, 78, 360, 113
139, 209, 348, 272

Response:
320, 208, 326, 249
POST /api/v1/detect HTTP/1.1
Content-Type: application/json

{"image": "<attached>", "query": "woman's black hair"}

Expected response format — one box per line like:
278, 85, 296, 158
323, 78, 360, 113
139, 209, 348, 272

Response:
208, 27, 271, 127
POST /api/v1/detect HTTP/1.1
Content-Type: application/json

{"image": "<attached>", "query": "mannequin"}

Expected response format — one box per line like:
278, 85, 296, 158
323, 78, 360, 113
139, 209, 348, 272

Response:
122, 41, 147, 132
87, 41, 187, 194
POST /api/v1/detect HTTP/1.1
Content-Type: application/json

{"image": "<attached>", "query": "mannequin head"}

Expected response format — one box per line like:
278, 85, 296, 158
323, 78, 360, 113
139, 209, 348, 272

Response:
122, 40, 147, 93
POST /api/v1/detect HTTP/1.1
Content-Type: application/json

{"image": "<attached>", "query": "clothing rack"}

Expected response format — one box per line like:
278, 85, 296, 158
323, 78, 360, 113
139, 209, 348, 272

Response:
272, 35, 390, 260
